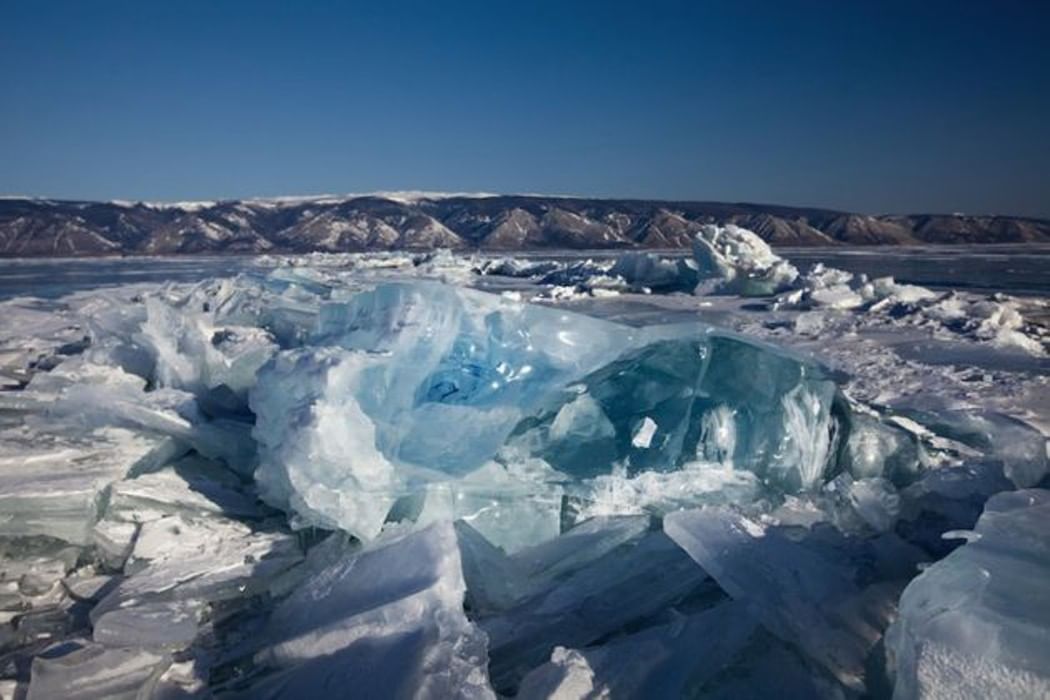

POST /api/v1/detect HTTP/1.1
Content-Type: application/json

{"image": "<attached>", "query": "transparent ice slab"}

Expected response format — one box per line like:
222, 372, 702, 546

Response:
665, 505, 924, 692
0, 427, 181, 545
239, 522, 494, 699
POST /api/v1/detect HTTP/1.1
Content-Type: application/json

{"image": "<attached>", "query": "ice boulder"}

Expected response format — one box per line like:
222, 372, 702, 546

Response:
692, 224, 799, 296
251, 282, 848, 544
886, 489, 1050, 699
507, 334, 844, 493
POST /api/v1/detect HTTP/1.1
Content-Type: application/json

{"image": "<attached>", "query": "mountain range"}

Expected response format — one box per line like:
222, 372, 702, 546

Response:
2, 193, 1049, 257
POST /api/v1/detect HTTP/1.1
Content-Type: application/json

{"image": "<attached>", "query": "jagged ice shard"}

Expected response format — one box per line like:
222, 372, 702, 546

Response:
250, 281, 846, 546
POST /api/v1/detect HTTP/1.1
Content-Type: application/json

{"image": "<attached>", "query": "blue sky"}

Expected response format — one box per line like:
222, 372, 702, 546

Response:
2, 1, 1048, 216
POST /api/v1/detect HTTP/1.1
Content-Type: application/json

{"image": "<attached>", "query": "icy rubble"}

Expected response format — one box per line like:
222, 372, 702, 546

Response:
0, 247, 1047, 698
774, 262, 1049, 356
0, 427, 180, 544
476, 225, 1050, 357
477, 225, 797, 298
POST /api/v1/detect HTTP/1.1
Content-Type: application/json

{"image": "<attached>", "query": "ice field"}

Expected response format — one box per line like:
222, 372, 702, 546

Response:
0, 226, 1047, 698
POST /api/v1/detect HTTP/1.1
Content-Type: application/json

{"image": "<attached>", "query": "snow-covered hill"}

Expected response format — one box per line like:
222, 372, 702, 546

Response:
2, 193, 1049, 257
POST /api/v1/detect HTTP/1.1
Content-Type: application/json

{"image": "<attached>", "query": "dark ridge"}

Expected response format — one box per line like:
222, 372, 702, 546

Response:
1, 195, 1048, 257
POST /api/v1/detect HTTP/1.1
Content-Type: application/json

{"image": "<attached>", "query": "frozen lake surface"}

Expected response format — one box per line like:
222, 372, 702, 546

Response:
2, 243, 1050, 301
0, 234, 1047, 698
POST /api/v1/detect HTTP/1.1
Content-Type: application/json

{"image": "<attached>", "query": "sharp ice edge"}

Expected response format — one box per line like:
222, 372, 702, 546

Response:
0, 223, 1045, 698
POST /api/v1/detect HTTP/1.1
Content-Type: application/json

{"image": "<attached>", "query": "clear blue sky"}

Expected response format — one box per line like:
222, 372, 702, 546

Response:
2, 1, 1048, 216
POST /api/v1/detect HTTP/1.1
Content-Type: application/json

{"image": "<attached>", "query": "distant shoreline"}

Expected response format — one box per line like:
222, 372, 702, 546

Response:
3, 194, 1049, 258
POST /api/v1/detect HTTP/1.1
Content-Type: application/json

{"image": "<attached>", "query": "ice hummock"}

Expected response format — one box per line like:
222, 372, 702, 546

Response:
251, 280, 848, 544
692, 224, 799, 296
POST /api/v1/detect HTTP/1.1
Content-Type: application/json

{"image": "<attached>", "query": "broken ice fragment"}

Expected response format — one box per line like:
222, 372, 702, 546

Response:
516, 601, 758, 700
244, 522, 495, 699
0, 427, 180, 545
27, 642, 170, 700
476, 517, 711, 692
842, 412, 922, 484
88, 513, 301, 652
630, 417, 657, 449
665, 507, 890, 691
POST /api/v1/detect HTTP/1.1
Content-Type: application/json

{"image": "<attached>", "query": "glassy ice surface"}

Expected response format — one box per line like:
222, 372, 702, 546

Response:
0, 233, 1046, 698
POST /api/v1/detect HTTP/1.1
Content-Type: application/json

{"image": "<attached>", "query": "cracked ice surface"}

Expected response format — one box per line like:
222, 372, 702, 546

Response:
0, 233, 1047, 698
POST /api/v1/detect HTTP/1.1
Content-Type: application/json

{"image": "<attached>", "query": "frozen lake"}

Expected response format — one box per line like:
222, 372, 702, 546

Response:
2, 244, 1049, 301
0, 231, 1047, 698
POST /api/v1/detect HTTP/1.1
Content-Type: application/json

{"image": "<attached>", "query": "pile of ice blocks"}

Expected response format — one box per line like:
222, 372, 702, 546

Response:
0, 258, 1046, 698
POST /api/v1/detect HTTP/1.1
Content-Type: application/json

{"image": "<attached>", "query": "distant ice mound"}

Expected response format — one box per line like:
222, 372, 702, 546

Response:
777, 263, 1049, 356
692, 223, 799, 296
775, 262, 937, 311
477, 223, 799, 299
250, 281, 847, 548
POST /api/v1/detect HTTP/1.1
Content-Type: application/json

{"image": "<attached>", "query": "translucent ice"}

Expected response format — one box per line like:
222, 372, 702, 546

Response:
462, 517, 711, 692
664, 506, 920, 691
0, 427, 180, 545
6, 258, 1038, 699
27, 642, 171, 700
243, 522, 495, 699
140, 294, 277, 399
511, 334, 842, 492
516, 601, 758, 700
607, 252, 701, 293
251, 281, 846, 543
900, 409, 1047, 488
